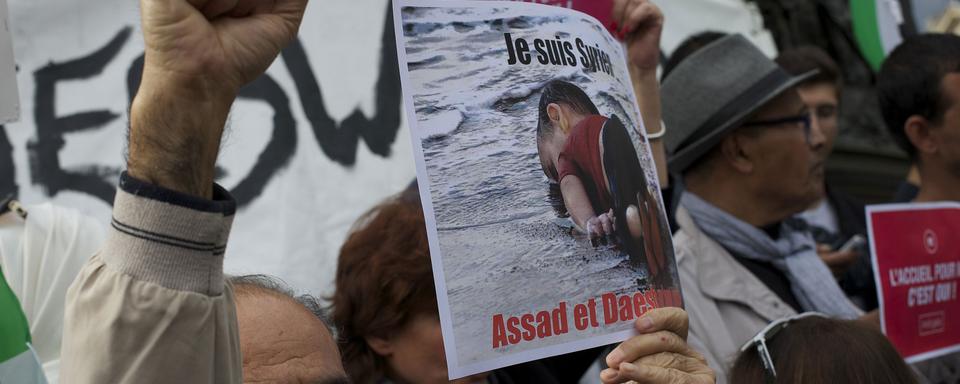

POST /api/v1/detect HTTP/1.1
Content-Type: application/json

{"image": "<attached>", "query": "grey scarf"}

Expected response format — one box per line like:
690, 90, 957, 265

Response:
681, 192, 862, 319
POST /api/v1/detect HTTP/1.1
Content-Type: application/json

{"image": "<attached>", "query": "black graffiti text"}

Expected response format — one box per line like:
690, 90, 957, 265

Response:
23, 3, 402, 208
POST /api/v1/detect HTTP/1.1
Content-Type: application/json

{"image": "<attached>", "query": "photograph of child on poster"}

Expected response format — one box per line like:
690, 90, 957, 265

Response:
396, 0, 682, 375
535, 79, 675, 291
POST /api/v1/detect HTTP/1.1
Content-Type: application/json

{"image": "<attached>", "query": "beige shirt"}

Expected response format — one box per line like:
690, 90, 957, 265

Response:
673, 207, 797, 383
60, 177, 242, 383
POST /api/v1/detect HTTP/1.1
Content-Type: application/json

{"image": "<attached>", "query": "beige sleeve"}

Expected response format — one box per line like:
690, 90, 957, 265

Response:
60, 175, 242, 384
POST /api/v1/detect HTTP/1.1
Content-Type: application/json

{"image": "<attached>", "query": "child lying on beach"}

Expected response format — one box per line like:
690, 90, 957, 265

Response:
535, 80, 674, 292
535, 80, 617, 240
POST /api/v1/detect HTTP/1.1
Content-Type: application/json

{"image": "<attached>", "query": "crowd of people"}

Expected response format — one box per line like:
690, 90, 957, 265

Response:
3, 0, 960, 382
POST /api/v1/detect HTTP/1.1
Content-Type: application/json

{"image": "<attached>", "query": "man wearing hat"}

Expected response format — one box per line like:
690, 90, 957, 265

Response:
660, 34, 867, 379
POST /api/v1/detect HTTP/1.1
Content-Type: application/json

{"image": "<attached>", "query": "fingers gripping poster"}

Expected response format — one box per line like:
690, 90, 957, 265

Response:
393, 0, 682, 377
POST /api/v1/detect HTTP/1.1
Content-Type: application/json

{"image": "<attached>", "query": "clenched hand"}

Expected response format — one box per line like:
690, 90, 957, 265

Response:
130, 0, 308, 197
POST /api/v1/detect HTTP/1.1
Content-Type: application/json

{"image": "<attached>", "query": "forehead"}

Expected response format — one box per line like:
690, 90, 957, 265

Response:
797, 82, 838, 104
941, 73, 960, 108
236, 294, 346, 383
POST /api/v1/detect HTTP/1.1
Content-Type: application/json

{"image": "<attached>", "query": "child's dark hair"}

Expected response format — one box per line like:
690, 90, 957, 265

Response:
536, 80, 599, 142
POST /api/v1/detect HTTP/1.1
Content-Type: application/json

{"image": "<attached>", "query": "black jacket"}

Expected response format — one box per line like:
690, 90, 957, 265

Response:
817, 185, 878, 311
490, 347, 605, 384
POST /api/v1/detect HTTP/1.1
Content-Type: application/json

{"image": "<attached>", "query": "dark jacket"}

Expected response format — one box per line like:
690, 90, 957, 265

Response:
490, 347, 604, 384
812, 185, 878, 311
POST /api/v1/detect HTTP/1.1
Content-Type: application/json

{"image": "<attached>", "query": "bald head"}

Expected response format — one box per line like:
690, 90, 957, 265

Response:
231, 275, 347, 384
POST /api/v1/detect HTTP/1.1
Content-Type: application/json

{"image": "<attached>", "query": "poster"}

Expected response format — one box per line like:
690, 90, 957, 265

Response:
868, 202, 960, 363
0, 0, 18, 123
394, 0, 682, 377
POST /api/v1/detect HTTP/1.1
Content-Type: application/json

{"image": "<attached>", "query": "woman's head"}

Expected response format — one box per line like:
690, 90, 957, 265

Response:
730, 316, 917, 384
330, 183, 487, 384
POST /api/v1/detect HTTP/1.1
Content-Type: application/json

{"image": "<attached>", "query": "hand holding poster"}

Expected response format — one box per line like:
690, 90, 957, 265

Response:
394, 0, 681, 377
868, 202, 960, 362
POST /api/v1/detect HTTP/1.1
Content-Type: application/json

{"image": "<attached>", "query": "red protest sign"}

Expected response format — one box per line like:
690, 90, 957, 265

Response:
868, 203, 960, 362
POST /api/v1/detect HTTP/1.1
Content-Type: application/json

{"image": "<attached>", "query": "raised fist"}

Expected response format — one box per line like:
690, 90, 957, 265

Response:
139, 0, 308, 93
128, 0, 308, 198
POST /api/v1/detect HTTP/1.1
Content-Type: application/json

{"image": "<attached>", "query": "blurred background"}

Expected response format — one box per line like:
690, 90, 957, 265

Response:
656, 0, 957, 203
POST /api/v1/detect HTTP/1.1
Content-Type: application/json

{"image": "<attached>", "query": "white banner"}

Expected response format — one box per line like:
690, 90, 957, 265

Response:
659, 0, 777, 57
0, 0, 18, 123
1, 0, 415, 296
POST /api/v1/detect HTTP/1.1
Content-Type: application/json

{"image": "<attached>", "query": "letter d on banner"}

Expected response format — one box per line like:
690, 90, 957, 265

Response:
0, 0, 19, 123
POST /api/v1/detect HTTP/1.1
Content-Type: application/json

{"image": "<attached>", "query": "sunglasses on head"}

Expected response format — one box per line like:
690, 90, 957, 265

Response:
739, 312, 829, 384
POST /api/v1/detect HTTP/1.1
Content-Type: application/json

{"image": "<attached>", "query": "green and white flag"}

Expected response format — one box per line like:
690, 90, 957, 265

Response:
0, 266, 46, 383
851, 0, 906, 71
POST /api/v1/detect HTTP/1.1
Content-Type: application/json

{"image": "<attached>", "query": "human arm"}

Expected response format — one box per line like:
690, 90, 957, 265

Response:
560, 175, 615, 239
600, 307, 716, 384
630, 68, 667, 188
60, 0, 307, 382
129, 0, 307, 196
613, 0, 668, 187
60, 176, 241, 383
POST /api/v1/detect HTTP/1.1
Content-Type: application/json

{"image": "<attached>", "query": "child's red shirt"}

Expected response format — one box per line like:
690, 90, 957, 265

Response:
557, 114, 612, 214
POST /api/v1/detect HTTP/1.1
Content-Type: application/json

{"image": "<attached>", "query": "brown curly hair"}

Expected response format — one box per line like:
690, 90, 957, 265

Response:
329, 184, 438, 383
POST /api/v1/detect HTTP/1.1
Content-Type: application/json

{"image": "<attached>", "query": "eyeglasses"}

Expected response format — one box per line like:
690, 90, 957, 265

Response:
742, 114, 813, 144
739, 312, 828, 384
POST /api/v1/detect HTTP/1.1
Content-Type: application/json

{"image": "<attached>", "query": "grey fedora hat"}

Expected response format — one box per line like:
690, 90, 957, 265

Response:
662, 34, 815, 173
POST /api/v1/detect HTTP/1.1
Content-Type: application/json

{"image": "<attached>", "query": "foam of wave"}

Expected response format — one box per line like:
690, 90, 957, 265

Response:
408, 55, 446, 70
418, 107, 464, 140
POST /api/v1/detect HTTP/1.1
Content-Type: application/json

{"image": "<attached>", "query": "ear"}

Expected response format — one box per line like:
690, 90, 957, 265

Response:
365, 335, 394, 356
547, 103, 571, 134
904, 115, 937, 156
720, 134, 754, 174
